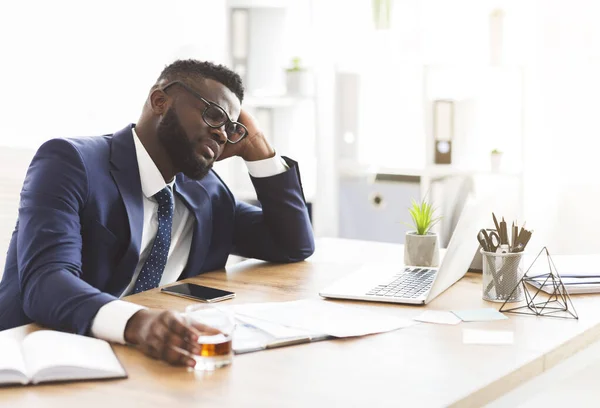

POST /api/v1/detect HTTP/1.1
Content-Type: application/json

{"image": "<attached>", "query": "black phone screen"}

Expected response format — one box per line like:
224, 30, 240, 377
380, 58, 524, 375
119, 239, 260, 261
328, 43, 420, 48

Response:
161, 283, 235, 302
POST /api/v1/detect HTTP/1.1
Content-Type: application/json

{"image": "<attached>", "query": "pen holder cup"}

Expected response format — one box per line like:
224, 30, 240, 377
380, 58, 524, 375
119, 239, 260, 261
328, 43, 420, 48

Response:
481, 249, 526, 303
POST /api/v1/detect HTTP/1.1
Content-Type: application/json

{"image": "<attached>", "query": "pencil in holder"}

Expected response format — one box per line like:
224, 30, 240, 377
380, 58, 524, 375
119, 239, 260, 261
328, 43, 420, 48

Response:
481, 249, 526, 302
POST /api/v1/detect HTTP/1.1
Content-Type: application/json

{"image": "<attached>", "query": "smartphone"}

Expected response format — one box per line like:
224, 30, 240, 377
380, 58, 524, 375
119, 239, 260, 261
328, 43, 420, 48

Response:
161, 283, 235, 303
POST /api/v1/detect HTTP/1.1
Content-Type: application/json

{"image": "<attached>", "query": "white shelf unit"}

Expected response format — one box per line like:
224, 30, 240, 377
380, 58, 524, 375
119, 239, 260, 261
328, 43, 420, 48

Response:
227, 0, 288, 8
218, 0, 318, 211
335, 62, 525, 244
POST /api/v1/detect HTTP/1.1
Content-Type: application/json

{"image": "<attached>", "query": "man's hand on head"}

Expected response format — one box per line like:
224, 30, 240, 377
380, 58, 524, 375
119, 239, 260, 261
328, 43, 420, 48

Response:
124, 309, 219, 367
217, 109, 276, 162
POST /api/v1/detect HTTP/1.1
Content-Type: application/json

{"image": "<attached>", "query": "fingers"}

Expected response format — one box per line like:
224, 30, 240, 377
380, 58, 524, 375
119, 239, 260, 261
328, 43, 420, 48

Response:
190, 321, 222, 336
141, 328, 194, 367
160, 311, 198, 342
153, 319, 200, 356
216, 145, 236, 162
137, 311, 201, 367
238, 109, 256, 124
135, 310, 227, 367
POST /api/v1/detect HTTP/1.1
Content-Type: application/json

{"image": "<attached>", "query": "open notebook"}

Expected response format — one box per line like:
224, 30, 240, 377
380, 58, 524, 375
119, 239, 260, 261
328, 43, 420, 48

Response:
0, 330, 127, 386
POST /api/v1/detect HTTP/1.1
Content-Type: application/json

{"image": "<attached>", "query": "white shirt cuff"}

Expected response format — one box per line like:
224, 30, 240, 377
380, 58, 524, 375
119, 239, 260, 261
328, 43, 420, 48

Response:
90, 300, 147, 344
245, 154, 288, 178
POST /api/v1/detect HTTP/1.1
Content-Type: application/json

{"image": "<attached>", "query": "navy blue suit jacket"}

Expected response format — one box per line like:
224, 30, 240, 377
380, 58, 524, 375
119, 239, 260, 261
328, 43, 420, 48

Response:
0, 125, 314, 333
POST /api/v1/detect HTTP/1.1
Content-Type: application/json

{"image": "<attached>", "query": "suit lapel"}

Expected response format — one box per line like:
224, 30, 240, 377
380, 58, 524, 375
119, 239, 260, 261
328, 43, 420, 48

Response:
175, 175, 213, 278
109, 125, 144, 288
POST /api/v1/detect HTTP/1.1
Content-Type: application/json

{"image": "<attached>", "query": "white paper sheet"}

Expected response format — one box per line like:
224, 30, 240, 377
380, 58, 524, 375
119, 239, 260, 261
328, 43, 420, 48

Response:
23, 331, 126, 383
234, 314, 319, 339
525, 254, 600, 278
414, 310, 462, 325
0, 337, 27, 383
188, 303, 327, 354
191, 303, 322, 339
531, 276, 600, 285
232, 299, 414, 338
452, 308, 508, 322
462, 329, 514, 345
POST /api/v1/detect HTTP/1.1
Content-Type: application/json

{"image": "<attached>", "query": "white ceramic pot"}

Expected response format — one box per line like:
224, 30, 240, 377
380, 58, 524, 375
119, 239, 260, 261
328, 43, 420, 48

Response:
404, 232, 440, 267
285, 70, 313, 96
490, 152, 503, 172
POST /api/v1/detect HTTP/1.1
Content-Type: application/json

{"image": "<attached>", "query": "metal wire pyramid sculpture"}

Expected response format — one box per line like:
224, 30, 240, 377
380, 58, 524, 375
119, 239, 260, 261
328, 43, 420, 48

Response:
499, 247, 578, 319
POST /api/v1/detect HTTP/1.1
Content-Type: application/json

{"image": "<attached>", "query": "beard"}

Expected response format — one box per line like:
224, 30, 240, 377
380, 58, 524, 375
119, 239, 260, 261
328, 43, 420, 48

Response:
156, 107, 211, 180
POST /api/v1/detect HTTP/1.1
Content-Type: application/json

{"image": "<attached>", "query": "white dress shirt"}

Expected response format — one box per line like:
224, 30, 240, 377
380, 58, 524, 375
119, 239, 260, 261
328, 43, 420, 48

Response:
91, 128, 287, 343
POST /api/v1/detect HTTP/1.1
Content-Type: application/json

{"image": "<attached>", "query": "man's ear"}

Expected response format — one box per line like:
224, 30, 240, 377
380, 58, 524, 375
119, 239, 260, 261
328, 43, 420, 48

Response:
149, 89, 170, 115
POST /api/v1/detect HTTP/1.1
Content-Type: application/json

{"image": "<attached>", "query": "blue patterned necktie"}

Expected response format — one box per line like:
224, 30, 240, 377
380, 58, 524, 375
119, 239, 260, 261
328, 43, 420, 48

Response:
132, 186, 174, 294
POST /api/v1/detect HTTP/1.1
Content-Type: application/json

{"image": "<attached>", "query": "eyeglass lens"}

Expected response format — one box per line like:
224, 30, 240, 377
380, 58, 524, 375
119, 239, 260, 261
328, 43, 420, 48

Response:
224, 122, 247, 142
203, 105, 247, 142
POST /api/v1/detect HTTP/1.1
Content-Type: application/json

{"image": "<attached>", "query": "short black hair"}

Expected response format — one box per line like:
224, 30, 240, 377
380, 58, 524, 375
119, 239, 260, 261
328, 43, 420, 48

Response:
157, 59, 244, 102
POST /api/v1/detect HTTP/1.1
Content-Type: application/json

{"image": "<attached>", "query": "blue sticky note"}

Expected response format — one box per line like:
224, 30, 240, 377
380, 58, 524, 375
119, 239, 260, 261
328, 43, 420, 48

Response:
452, 308, 508, 322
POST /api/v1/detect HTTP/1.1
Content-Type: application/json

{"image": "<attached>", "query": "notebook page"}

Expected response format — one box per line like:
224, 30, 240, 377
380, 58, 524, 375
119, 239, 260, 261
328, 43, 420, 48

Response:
22, 330, 126, 384
0, 337, 28, 385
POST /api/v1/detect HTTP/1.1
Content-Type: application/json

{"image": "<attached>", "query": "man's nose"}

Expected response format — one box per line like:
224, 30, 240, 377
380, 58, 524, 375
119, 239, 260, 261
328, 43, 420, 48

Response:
210, 125, 228, 145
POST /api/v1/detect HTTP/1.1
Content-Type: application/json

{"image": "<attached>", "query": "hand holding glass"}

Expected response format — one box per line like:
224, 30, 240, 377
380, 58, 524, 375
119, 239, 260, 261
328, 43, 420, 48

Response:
185, 304, 235, 370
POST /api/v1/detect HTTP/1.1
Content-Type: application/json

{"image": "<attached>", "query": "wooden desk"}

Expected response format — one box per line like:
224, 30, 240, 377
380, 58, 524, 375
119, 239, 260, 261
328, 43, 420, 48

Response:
489, 338, 600, 407
2, 238, 600, 407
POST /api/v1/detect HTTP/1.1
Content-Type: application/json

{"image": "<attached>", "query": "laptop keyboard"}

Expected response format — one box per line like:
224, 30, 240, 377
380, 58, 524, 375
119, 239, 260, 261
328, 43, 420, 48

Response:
365, 267, 437, 299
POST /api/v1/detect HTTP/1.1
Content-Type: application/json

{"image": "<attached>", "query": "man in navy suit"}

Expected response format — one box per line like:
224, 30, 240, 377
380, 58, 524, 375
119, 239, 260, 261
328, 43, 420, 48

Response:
0, 60, 314, 367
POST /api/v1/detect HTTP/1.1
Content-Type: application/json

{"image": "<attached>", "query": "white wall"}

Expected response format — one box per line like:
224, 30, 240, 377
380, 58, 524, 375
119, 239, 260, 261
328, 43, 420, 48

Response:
0, 0, 227, 148
0, 148, 35, 278
523, 0, 600, 254
0, 0, 228, 274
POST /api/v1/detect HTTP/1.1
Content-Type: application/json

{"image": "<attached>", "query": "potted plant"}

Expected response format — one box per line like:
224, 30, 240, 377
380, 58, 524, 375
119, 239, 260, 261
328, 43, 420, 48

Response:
404, 198, 441, 267
285, 57, 312, 96
490, 148, 503, 172
372, 0, 393, 29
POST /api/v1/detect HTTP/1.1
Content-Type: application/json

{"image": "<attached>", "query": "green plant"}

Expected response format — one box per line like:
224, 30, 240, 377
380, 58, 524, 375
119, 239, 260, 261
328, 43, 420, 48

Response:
372, 0, 393, 29
406, 198, 441, 235
491, 148, 502, 154
286, 57, 304, 72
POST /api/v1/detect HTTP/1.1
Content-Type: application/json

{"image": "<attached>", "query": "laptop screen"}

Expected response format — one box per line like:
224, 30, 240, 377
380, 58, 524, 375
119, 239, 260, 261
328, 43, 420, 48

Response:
425, 195, 491, 303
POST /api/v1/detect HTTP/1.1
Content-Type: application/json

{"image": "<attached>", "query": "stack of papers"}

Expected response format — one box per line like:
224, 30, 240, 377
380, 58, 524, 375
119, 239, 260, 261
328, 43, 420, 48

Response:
525, 255, 600, 294
189, 299, 415, 354
233, 314, 328, 354
232, 300, 414, 337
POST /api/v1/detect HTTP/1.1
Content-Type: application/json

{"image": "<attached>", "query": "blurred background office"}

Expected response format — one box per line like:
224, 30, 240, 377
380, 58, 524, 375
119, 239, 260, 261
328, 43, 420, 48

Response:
0, 0, 599, 273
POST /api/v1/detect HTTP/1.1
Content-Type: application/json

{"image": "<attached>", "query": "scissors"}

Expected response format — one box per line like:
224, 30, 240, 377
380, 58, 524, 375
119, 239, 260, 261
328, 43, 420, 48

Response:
477, 229, 501, 253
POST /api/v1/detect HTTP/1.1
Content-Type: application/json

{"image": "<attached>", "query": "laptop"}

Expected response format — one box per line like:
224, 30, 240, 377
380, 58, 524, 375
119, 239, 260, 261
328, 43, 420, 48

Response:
320, 196, 489, 305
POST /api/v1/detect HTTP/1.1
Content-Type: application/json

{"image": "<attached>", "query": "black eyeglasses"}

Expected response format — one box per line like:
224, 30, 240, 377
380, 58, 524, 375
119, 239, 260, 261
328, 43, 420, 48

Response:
161, 80, 248, 144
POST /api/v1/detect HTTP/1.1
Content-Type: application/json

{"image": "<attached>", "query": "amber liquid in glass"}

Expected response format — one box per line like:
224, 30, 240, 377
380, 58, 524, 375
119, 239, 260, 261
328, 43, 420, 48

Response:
193, 333, 233, 370
198, 337, 232, 357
